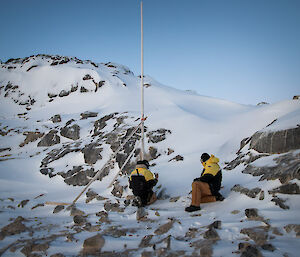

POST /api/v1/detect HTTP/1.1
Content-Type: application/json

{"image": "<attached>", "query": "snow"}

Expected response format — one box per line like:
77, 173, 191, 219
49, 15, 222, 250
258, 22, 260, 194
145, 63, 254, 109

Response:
0, 55, 300, 256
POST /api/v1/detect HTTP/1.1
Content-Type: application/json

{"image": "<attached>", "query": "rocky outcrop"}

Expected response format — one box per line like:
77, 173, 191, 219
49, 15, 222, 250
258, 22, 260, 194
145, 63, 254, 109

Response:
37, 130, 60, 147
60, 124, 80, 140
250, 127, 300, 154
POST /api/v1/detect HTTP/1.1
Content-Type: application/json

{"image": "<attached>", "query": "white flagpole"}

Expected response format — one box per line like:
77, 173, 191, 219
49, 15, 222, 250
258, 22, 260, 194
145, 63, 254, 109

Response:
140, 1, 145, 160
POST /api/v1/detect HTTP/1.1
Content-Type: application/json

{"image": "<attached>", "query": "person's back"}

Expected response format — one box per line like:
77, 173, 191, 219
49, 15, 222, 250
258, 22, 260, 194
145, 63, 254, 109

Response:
129, 160, 158, 206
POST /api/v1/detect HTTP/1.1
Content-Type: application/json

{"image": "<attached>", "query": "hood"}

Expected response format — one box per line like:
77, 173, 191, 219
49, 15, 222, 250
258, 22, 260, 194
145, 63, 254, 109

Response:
202, 154, 219, 166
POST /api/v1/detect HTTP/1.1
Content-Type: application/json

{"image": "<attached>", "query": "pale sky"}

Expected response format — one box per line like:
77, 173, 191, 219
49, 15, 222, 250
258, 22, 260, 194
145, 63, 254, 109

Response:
1, 0, 299, 105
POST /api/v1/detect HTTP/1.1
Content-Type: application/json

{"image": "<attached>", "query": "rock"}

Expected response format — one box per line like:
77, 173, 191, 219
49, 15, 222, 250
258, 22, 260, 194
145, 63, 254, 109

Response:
200, 243, 213, 257
111, 182, 124, 198
70, 206, 85, 216
73, 215, 87, 226
240, 227, 268, 245
104, 202, 124, 212
31, 203, 44, 210
167, 148, 174, 155
40, 167, 54, 177
149, 146, 160, 160
83, 74, 93, 80
245, 208, 260, 220
63, 167, 95, 186
81, 143, 102, 165
293, 95, 300, 100
50, 114, 61, 123
53, 205, 64, 214
261, 243, 276, 251
19, 131, 44, 147
60, 124, 80, 140
169, 196, 180, 202
50, 254, 65, 257
59, 90, 70, 97
139, 235, 154, 248
239, 244, 263, 257
104, 226, 128, 237
80, 111, 98, 119
242, 151, 300, 183
259, 191, 265, 200
268, 183, 300, 195
18, 199, 29, 208
154, 220, 174, 235
208, 220, 222, 230
168, 155, 184, 162
86, 189, 99, 203
82, 234, 105, 255
0, 216, 27, 238
37, 130, 60, 147
147, 129, 171, 143
203, 227, 220, 240
80, 86, 89, 93
271, 196, 290, 209
250, 127, 300, 154
284, 224, 300, 237
96, 211, 110, 223
93, 114, 115, 136
231, 184, 261, 198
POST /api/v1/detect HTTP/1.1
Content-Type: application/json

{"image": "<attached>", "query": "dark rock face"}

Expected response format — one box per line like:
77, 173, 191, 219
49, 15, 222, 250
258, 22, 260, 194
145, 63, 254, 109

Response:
60, 124, 80, 140
94, 114, 116, 136
59, 166, 96, 186
37, 130, 60, 147
81, 143, 102, 165
271, 196, 290, 209
250, 127, 300, 154
147, 129, 171, 143
242, 152, 300, 183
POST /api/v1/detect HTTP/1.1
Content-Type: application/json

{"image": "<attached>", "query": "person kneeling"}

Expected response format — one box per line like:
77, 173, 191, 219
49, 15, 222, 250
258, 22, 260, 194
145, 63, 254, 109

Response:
185, 153, 224, 212
129, 160, 158, 207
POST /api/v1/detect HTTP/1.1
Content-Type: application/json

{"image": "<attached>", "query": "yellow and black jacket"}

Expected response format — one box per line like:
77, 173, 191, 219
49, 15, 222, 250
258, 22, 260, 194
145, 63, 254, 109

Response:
129, 165, 158, 192
194, 155, 222, 195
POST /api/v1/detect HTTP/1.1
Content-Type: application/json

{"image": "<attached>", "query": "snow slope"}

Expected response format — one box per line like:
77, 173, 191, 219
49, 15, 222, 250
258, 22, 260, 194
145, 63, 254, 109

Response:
0, 55, 299, 256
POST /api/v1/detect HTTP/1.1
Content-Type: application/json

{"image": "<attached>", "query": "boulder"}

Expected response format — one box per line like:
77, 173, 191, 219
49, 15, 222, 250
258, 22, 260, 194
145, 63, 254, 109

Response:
231, 184, 261, 198
20, 131, 44, 147
268, 183, 300, 195
250, 127, 300, 154
154, 220, 174, 235
37, 130, 60, 147
50, 114, 61, 123
80, 111, 98, 119
81, 143, 102, 165
147, 129, 171, 143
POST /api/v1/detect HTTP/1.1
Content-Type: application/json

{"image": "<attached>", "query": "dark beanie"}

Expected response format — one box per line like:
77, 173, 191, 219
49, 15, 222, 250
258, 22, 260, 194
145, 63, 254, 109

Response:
201, 153, 210, 162
137, 160, 150, 168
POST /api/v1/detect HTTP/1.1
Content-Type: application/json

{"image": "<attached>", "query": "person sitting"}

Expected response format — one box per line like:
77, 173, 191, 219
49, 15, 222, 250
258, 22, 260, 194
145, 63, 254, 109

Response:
129, 160, 158, 207
185, 153, 224, 212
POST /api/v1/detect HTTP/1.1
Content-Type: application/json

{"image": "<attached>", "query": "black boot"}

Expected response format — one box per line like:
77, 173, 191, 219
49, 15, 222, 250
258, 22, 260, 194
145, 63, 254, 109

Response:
216, 192, 225, 201
185, 205, 201, 212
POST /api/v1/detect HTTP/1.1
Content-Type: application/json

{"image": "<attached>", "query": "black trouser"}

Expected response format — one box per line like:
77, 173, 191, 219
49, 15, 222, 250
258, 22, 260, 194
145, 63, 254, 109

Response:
134, 189, 153, 205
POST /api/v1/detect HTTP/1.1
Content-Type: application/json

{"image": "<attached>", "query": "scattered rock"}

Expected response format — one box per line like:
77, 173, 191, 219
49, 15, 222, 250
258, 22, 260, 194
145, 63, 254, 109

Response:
169, 196, 180, 202
59, 90, 70, 97
50, 114, 61, 123
0, 216, 27, 239
73, 215, 87, 226
38, 130, 60, 147
231, 184, 261, 198
284, 224, 300, 237
104, 226, 128, 237
268, 183, 300, 195
167, 148, 174, 155
245, 208, 261, 220
111, 182, 124, 198
203, 227, 220, 240
168, 155, 184, 162
80, 111, 98, 119
239, 243, 263, 257
18, 199, 29, 208
70, 206, 85, 216
147, 129, 171, 143
240, 227, 268, 245
96, 211, 110, 223
154, 220, 174, 235
83, 74, 93, 80
94, 113, 115, 136
19, 131, 44, 147
208, 220, 222, 230
50, 254, 65, 257
86, 189, 99, 203
104, 202, 124, 212
271, 196, 290, 209
82, 234, 105, 255
261, 243, 276, 251
53, 205, 64, 214
60, 124, 80, 140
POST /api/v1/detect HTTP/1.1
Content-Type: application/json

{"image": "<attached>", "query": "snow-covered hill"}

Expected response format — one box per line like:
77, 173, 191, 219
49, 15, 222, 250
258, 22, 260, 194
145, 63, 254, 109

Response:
0, 55, 299, 256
